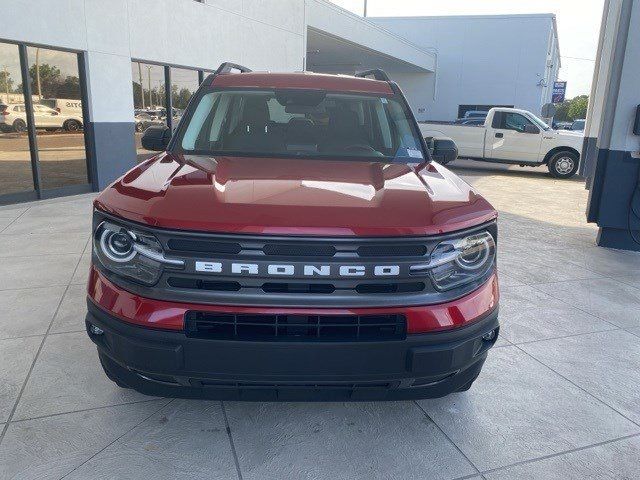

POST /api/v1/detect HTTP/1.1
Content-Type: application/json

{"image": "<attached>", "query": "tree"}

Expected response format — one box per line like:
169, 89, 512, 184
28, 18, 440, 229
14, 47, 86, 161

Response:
56, 75, 81, 99
567, 95, 589, 120
0, 70, 15, 94
554, 95, 589, 122
173, 87, 193, 110
28, 63, 62, 98
553, 100, 572, 122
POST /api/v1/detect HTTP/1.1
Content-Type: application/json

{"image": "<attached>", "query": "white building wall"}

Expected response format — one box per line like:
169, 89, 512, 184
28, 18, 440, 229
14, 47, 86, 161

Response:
371, 15, 560, 121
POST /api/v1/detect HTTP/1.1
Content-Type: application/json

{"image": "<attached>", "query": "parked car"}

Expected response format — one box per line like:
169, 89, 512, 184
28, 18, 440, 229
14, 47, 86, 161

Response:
463, 110, 489, 119
553, 121, 572, 130
86, 63, 500, 401
455, 118, 485, 126
421, 107, 583, 178
134, 112, 164, 133
0, 103, 83, 132
570, 119, 586, 132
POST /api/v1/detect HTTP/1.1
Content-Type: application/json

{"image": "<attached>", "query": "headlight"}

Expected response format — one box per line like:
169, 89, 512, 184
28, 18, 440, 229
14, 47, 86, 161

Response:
410, 231, 496, 291
93, 220, 184, 286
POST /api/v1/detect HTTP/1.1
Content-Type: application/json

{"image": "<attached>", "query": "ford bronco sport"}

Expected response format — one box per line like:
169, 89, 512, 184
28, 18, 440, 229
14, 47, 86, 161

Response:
86, 63, 499, 400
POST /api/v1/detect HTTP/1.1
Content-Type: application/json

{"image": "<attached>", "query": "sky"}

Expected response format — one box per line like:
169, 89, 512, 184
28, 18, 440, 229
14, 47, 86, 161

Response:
329, 0, 605, 98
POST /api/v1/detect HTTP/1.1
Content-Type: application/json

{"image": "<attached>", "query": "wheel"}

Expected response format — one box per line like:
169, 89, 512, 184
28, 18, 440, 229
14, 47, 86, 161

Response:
548, 151, 579, 179
63, 119, 82, 132
12, 118, 26, 133
99, 352, 131, 389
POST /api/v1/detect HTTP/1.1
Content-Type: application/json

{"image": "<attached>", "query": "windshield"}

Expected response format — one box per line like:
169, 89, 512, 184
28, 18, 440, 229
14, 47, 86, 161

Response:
177, 89, 425, 162
528, 112, 551, 131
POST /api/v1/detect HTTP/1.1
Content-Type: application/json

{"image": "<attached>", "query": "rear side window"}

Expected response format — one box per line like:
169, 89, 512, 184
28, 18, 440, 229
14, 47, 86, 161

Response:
178, 89, 425, 162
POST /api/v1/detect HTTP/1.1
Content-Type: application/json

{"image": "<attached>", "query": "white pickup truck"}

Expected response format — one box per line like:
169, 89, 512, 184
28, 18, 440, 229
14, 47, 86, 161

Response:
421, 107, 584, 178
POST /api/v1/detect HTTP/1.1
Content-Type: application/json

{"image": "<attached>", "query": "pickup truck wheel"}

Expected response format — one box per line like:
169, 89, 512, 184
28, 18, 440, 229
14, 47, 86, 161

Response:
12, 119, 27, 133
63, 119, 82, 132
548, 151, 579, 179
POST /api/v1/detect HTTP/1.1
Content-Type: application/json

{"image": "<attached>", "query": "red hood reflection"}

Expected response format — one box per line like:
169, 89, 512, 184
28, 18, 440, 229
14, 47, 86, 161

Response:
95, 153, 497, 236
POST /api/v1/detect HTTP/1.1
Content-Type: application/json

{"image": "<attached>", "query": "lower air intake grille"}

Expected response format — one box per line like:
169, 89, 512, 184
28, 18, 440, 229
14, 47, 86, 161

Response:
185, 312, 406, 342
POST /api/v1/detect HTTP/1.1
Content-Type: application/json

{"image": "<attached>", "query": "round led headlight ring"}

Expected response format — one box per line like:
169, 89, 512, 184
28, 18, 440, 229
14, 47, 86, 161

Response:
99, 228, 136, 263
455, 236, 491, 271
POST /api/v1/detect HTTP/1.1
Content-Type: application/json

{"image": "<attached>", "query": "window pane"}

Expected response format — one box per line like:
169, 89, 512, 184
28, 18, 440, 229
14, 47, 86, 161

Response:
27, 46, 88, 190
131, 62, 166, 162
170, 67, 199, 129
0, 42, 34, 196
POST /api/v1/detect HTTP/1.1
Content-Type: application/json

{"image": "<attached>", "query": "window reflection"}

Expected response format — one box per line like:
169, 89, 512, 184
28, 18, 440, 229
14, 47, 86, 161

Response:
132, 62, 166, 162
170, 67, 199, 128
26, 46, 88, 190
0, 42, 34, 196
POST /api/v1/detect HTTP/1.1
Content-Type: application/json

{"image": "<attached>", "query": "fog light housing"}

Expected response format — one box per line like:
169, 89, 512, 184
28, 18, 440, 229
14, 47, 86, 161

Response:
482, 329, 497, 342
89, 324, 104, 336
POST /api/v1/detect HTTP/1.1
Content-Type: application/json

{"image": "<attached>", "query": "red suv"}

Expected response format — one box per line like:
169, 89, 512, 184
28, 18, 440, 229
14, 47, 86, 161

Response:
86, 63, 499, 400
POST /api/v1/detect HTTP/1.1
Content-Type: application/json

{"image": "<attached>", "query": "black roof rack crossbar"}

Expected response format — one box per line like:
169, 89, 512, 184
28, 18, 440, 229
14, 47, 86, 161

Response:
215, 62, 253, 75
355, 69, 390, 82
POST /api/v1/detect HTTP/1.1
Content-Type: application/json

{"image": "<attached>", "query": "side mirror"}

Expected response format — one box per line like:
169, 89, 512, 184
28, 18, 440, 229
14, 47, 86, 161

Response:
523, 124, 540, 134
430, 138, 458, 165
141, 125, 171, 151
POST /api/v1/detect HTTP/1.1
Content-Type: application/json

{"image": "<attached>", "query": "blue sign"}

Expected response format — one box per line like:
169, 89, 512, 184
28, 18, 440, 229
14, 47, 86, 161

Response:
552, 81, 567, 103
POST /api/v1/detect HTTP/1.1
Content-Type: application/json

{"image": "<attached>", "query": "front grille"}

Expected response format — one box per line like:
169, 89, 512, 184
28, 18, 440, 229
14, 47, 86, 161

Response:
95, 210, 496, 308
263, 243, 336, 257
262, 282, 336, 294
357, 244, 428, 257
167, 239, 241, 254
355, 282, 425, 294
167, 277, 241, 292
185, 312, 406, 342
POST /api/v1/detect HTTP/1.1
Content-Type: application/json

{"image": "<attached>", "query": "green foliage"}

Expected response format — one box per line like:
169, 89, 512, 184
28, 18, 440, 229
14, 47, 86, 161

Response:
567, 95, 588, 120
0, 70, 15, 94
554, 95, 589, 122
15, 63, 81, 100
172, 87, 194, 110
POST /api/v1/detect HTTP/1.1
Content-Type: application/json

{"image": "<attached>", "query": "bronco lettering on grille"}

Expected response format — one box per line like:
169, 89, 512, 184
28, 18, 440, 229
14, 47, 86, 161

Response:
194, 261, 401, 277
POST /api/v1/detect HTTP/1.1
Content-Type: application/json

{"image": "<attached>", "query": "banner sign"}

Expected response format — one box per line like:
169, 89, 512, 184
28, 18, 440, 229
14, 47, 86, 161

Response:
552, 81, 567, 103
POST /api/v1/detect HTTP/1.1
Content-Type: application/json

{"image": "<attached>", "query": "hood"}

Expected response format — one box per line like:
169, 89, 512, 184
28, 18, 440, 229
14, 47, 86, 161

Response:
554, 129, 584, 138
547, 129, 585, 148
95, 154, 497, 236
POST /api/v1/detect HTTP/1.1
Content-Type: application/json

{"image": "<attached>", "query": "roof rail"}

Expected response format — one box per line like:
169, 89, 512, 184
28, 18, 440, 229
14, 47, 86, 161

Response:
215, 62, 252, 75
354, 69, 390, 82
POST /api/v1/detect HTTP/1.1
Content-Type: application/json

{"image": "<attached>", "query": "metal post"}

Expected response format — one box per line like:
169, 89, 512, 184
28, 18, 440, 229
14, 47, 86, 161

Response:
78, 51, 98, 191
146, 65, 152, 107
2, 65, 9, 96
164, 66, 172, 131
18, 44, 42, 196
137, 62, 145, 109
364, 0, 367, 17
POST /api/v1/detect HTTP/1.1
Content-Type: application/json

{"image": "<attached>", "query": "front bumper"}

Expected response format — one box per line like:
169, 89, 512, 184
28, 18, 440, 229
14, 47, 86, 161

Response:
87, 300, 499, 401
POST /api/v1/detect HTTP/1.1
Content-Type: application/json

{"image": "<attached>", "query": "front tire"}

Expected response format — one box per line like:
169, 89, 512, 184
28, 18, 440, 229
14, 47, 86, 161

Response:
548, 151, 579, 179
63, 119, 82, 132
12, 118, 26, 133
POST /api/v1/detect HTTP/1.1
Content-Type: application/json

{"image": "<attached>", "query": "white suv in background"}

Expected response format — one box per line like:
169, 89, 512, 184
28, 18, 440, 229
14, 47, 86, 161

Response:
0, 103, 83, 133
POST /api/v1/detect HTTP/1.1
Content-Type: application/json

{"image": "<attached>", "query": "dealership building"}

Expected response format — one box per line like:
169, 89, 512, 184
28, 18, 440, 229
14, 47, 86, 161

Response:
0, 0, 559, 205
